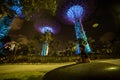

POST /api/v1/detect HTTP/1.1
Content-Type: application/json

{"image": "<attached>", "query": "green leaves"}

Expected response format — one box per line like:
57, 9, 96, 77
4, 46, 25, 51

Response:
21, 0, 57, 20
77, 38, 87, 46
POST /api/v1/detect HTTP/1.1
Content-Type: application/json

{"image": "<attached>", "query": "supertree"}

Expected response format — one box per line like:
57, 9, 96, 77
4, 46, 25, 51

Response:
34, 19, 60, 56
0, 0, 23, 54
56, 0, 96, 54
0, 0, 59, 55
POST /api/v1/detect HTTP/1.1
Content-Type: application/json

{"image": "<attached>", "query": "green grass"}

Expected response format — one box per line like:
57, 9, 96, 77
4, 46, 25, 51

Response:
0, 63, 74, 80
0, 71, 45, 80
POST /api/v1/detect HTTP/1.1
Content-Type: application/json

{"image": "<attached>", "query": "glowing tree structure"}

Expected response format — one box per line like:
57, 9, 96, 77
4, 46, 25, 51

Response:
57, 0, 96, 54
67, 5, 91, 54
40, 27, 53, 56
0, 0, 23, 54
35, 19, 60, 56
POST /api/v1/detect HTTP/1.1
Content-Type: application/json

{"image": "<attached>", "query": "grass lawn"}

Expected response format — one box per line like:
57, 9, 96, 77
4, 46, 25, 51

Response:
0, 63, 74, 80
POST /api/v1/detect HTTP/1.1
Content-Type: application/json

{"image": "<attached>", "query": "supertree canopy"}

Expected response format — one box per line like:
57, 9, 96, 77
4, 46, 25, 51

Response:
66, 5, 84, 24
56, 0, 96, 25
34, 19, 60, 56
39, 26, 55, 34
56, 0, 96, 54
35, 19, 60, 34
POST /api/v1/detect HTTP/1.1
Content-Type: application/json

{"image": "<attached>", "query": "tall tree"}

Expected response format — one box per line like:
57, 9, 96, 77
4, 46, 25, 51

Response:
49, 39, 61, 56
21, 0, 58, 20
66, 41, 76, 56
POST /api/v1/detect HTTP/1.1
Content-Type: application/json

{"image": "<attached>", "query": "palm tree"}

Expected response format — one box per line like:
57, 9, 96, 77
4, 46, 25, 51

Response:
27, 40, 35, 54
16, 36, 29, 55
3, 41, 19, 57
66, 41, 76, 56
49, 39, 61, 56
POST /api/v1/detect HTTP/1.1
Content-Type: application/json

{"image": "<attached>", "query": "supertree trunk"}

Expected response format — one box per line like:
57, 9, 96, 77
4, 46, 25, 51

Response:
41, 31, 52, 56
41, 41, 49, 56
0, 0, 23, 54
75, 19, 91, 54
0, 16, 14, 54
56, 0, 96, 54
34, 18, 60, 56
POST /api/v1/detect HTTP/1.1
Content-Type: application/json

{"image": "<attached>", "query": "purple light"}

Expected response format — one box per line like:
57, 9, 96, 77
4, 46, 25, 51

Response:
56, 0, 96, 25
39, 26, 54, 34
66, 5, 84, 24
34, 19, 60, 34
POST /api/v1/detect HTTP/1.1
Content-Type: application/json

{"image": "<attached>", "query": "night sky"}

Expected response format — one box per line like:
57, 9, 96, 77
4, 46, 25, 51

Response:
57, 0, 120, 44
1, 0, 120, 50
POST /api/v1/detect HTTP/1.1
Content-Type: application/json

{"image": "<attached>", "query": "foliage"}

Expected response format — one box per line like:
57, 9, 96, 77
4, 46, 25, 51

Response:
1, 54, 120, 64
0, 0, 57, 20
49, 39, 61, 56
3, 39, 37, 56
65, 41, 76, 56
77, 38, 87, 46
3, 41, 19, 56
21, 0, 58, 20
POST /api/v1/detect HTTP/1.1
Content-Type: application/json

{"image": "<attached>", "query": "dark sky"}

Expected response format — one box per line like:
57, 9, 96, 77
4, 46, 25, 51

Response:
2, 0, 120, 50
56, 0, 120, 46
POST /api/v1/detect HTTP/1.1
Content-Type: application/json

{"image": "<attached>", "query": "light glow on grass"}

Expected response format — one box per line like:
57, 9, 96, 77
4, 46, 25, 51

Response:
0, 63, 74, 80
0, 71, 45, 80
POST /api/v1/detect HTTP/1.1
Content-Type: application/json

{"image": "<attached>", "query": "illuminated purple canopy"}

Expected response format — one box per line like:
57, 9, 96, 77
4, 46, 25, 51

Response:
38, 26, 55, 34
56, 0, 96, 25
40, 26, 54, 34
66, 5, 84, 24
34, 19, 60, 34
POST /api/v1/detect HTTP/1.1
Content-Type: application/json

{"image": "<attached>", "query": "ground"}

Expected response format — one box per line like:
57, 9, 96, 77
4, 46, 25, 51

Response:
0, 62, 74, 80
43, 59, 120, 80
0, 59, 120, 80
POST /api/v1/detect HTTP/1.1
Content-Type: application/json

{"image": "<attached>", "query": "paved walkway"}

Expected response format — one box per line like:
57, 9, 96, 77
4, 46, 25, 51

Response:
43, 59, 120, 80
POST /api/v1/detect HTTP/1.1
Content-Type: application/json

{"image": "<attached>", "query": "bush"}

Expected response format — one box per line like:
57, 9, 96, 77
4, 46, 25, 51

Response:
1, 54, 120, 64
